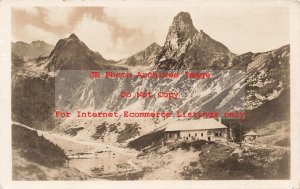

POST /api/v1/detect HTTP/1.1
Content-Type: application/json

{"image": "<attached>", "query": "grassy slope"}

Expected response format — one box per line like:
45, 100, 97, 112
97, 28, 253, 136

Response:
180, 142, 289, 180
128, 129, 165, 150
12, 124, 89, 180
12, 150, 89, 180
134, 141, 290, 180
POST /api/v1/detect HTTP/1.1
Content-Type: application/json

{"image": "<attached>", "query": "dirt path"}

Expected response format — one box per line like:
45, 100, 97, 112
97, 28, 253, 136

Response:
13, 121, 138, 155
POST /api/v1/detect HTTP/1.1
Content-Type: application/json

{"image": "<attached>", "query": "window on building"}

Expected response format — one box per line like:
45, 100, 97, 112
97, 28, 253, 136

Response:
201, 133, 203, 137
195, 133, 197, 137
214, 131, 222, 137
188, 133, 191, 137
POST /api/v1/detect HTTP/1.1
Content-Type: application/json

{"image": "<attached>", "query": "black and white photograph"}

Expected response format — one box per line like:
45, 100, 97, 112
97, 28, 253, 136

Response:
1, 1, 300, 189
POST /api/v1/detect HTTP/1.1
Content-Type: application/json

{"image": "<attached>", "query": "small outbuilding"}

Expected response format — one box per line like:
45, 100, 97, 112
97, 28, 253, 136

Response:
243, 131, 259, 142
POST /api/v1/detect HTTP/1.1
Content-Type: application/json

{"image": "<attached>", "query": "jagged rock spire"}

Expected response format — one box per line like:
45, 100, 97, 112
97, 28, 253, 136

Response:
168, 12, 197, 38
155, 12, 231, 70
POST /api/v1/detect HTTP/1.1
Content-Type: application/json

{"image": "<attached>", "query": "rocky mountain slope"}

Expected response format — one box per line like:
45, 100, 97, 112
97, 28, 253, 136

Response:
155, 12, 234, 70
43, 33, 126, 71
118, 43, 161, 67
11, 12, 290, 144
11, 34, 126, 130
12, 123, 90, 180
12, 40, 54, 61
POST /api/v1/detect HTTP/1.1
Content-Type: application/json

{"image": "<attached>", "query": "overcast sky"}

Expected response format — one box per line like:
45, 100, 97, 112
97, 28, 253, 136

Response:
12, 6, 289, 60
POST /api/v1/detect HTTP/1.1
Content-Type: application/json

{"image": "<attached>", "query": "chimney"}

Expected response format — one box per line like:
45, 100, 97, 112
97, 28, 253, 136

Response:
218, 117, 222, 123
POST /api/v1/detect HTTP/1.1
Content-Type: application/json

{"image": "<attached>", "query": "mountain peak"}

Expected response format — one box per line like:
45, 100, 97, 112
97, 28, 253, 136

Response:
12, 40, 54, 60
168, 12, 197, 39
147, 42, 161, 50
31, 40, 46, 45
45, 33, 127, 71
68, 33, 79, 40
150, 42, 159, 47
120, 42, 161, 67
164, 12, 197, 51
155, 12, 232, 70
173, 12, 194, 27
